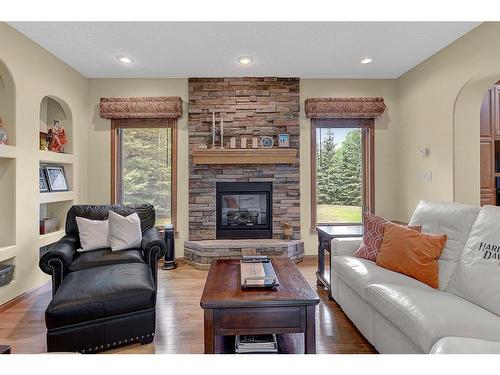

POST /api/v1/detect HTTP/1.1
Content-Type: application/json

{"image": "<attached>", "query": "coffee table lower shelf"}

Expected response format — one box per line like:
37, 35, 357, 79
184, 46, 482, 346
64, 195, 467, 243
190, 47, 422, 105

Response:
215, 334, 304, 354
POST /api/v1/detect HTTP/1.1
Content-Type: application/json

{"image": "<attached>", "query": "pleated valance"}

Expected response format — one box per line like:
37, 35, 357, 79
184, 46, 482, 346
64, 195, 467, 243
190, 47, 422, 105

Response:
99, 96, 182, 119
305, 97, 386, 119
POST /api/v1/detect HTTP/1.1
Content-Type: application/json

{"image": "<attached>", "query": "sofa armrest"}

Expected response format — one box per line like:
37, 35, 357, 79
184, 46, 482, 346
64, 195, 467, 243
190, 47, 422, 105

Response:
39, 235, 78, 295
331, 237, 363, 256
141, 227, 167, 261
141, 227, 167, 289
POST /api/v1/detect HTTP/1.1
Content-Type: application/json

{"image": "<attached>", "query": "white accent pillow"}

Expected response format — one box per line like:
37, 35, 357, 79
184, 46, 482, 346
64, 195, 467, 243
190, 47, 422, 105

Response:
108, 210, 142, 251
75, 217, 110, 252
447, 205, 500, 316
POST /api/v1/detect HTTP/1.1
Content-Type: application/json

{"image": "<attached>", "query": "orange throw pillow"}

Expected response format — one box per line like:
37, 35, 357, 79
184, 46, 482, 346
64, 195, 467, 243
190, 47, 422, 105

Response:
376, 223, 447, 288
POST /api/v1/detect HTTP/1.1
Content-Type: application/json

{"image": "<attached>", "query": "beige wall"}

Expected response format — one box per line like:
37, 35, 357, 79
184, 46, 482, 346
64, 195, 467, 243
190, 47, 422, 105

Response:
396, 22, 500, 219
300, 80, 399, 254
0, 23, 89, 305
87, 79, 189, 255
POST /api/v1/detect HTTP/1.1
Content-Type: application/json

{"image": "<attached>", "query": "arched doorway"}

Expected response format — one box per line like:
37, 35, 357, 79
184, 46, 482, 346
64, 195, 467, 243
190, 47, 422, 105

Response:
453, 72, 500, 205
479, 81, 500, 206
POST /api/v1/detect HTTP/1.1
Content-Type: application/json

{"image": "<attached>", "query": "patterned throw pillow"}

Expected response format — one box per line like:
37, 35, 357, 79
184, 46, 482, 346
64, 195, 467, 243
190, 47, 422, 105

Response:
353, 212, 421, 261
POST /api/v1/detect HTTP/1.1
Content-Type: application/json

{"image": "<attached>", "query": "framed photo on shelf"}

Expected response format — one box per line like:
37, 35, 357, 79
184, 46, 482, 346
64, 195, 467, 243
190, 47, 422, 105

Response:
39, 167, 49, 193
278, 134, 290, 147
45, 165, 68, 192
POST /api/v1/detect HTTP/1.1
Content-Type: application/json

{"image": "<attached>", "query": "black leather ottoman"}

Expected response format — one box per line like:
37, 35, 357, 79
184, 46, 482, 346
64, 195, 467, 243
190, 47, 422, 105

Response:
45, 263, 156, 353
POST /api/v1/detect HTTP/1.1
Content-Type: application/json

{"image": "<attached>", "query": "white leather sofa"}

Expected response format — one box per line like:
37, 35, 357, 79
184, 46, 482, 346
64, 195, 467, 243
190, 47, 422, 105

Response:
329, 200, 500, 354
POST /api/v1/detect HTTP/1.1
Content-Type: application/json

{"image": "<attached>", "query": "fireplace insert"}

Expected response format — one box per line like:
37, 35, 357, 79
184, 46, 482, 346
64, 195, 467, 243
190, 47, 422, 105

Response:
216, 182, 272, 239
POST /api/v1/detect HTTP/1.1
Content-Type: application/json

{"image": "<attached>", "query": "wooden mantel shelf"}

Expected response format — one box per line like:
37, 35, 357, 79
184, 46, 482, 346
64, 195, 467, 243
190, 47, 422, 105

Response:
192, 148, 297, 165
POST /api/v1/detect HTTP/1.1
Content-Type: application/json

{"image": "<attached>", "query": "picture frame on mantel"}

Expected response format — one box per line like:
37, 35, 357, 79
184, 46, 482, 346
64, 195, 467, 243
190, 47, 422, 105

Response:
278, 134, 290, 148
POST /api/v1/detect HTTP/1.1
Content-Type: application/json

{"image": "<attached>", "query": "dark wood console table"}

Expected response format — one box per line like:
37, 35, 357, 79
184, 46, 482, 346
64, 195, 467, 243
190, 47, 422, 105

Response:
316, 225, 363, 294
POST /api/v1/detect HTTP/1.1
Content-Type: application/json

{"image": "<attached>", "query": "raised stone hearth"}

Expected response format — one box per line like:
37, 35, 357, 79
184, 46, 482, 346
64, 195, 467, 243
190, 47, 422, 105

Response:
184, 239, 304, 270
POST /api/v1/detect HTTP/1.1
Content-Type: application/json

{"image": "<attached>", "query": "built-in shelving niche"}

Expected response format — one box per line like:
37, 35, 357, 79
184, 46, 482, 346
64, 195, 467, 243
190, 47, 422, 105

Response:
0, 158, 15, 250
0, 257, 16, 289
0, 158, 16, 287
39, 96, 73, 155
39, 200, 72, 246
38, 95, 74, 248
39, 161, 73, 244
0, 60, 16, 280
0, 60, 16, 147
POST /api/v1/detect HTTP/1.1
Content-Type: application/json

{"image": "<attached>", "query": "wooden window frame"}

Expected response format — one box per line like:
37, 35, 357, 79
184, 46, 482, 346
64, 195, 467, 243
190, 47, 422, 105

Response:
111, 118, 177, 229
310, 118, 375, 229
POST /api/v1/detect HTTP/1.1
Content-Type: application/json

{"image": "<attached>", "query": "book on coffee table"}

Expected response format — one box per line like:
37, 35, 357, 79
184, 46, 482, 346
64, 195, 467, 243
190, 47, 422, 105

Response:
240, 256, 279, 288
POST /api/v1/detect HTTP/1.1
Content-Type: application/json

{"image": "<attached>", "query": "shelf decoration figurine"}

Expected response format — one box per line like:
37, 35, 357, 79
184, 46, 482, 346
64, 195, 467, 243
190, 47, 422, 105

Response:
0, 117, 8, 145
211, 111, 216, 149
48, 120, 67, 153
220, 116, 224, 149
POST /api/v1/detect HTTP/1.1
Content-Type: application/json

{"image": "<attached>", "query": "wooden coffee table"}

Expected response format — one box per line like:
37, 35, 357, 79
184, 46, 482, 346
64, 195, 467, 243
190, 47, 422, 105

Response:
200, 258, 319, 354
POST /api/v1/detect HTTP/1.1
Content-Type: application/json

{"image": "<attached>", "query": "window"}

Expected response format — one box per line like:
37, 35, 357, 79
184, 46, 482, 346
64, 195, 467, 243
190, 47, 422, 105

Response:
311, 118, 374, 227
112, 119, 177, 227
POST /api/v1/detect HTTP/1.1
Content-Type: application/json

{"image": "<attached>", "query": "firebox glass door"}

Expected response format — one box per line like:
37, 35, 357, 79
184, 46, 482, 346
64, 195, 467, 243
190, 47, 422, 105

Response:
220, 193, 268, 227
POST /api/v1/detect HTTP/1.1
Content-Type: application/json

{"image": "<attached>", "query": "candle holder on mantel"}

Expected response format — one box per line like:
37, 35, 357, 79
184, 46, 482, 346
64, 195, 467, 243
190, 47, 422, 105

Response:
219, 117, 224, 149
211, 110, 217, 149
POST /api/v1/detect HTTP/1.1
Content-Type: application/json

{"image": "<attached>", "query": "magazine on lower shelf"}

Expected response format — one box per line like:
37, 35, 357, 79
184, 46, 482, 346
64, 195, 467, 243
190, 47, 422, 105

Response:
235, 334, 278, 354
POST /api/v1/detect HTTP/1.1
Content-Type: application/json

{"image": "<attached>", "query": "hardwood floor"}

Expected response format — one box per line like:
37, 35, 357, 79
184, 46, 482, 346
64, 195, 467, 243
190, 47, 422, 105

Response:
0, 256, 376, 354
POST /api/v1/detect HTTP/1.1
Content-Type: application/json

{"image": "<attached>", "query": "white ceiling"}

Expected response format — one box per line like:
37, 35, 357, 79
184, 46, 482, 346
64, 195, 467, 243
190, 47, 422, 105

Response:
8, 22, 481, 79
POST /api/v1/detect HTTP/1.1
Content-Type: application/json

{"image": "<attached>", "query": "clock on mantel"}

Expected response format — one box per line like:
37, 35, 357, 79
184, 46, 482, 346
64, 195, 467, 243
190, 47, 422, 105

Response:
192, 148, 297, 165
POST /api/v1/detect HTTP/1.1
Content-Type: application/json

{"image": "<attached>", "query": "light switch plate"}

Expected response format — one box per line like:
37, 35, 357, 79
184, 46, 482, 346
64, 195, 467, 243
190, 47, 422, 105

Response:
416, 171, 432, 182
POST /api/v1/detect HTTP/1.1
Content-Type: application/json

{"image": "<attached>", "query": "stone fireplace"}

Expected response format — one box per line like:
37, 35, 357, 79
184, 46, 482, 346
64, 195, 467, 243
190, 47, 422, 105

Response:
185, 77, 303, 269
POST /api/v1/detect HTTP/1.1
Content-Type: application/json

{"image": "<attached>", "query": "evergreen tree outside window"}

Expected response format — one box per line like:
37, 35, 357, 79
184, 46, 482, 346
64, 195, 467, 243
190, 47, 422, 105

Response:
112, 119, 177, 228
311, 119, 374, 227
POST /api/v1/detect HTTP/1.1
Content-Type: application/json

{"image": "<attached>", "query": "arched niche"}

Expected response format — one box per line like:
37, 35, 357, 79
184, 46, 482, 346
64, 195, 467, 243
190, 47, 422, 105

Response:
39, 95, 73, 154
0, 60, 16, 146
453, 71, 500, 205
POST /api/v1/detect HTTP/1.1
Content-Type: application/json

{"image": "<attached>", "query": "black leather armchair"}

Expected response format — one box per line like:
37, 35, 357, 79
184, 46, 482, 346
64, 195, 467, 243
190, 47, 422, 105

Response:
38, 204, 167, 353
40, 204, 166, 296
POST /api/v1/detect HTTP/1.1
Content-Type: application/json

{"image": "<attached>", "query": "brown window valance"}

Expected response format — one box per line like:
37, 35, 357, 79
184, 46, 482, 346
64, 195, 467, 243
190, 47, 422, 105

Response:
99, 96, 182, 119
305, 97, 386, 119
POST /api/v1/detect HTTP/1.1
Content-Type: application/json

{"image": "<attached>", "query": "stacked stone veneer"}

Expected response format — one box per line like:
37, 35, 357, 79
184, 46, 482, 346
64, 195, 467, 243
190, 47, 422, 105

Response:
184, 240, 304, 270
188, 77, 300, 241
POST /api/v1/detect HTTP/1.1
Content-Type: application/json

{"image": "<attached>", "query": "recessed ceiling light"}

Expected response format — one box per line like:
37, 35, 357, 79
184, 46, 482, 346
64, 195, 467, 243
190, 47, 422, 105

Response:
237, 56, 254, 65
117, 55, 133, 64
361, 58, 373, 64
